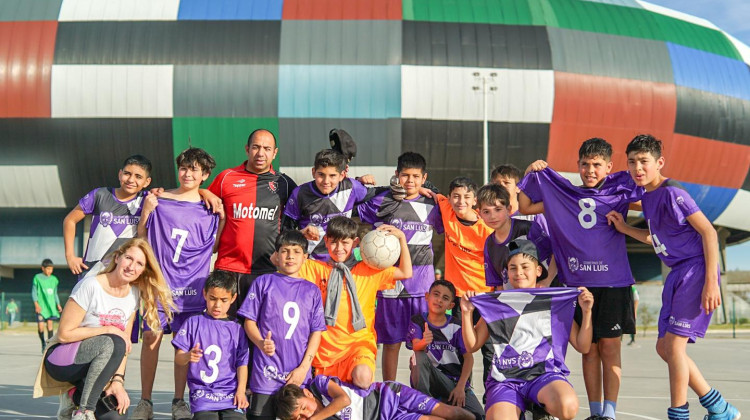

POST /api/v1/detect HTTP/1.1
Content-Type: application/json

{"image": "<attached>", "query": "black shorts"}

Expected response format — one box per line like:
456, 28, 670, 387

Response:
192, 409, 245, 420
247, 392, 274, 420
574, 286, 635, 342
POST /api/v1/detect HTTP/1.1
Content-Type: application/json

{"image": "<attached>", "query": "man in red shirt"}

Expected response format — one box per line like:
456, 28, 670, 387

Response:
209, 129, 297, 314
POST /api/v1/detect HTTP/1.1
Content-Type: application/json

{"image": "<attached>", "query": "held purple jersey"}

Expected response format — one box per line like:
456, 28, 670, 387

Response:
518, 168, 640, 287
484, 218, 552, 288
146, 198, 219, 312
358, 192, 444, 298
641, 180, 704, 267
172, 313, 250, 413
406, 313, 468, 386
308, 375, 437, 420
237, 273, 326, 394
469, 288, 580, 383
79, 188, 146, 278
283, 178, 370, 261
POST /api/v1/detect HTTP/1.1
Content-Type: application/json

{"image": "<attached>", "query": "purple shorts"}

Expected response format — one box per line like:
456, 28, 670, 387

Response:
658, 258, 717, 343
375, 297, 427, 344
387, 382, 439, 420
142, 311, 200, 335
485, 372, 569, 412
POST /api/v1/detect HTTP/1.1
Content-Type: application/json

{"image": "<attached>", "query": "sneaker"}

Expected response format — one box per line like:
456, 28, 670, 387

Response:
71, 410, 95, 420
130, 399, 154, 420
172, 399, 191, 420
704, 403, 741, 420
57, 389, 77, 420
530, 402, 557, 420
584, 416, 602, 420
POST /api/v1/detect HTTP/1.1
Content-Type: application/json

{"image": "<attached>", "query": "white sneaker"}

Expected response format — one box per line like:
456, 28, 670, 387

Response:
71, 410, 96, 420
57, 390, 77, 420
130, 399, 154, 420
172, 399, 191, 420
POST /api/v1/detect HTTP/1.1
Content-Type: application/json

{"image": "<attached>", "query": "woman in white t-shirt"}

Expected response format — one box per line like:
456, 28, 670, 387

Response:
34, 238, 174, 420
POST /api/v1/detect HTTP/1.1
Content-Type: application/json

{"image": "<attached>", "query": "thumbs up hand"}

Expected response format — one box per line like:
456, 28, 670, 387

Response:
189, 343, 203, 363
262, 331, 276, 356
422, 322, 433, 346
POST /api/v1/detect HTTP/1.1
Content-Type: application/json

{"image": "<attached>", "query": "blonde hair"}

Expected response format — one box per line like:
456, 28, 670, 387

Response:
101, 238, 175, 331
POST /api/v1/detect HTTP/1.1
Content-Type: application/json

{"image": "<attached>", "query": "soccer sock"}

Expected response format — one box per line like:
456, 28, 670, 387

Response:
38, 331, 45, 345
47, 329, 53, 339
603, 400, 617, 418
700, 388, 728, 414
172, 398, 183, 405
589, 401, 603, 416
667, 403, 689, 420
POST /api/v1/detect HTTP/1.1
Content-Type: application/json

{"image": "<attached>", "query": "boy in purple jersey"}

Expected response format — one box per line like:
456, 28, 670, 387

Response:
63, 155, 153, 278
282, 149, 378, 262
407, 280, 483, 420
239, 230, 326, 420
518, 138, 642, 420
272, 375, 475, 420
461, 240, 594, 420
607, 135, 740, 420
133, 148, 220, 420
358, 152, 444, 382
173, 271, 250, 420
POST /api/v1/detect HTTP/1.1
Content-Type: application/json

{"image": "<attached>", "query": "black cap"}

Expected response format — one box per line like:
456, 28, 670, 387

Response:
507, 239, 548, 280
329, 128, 357, 162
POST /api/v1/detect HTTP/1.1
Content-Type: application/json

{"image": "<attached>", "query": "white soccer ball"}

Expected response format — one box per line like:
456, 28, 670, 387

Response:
360, 230, 401, 270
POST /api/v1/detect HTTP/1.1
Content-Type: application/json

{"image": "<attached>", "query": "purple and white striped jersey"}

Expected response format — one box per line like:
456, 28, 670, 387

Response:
146, 198, 219, 312
518, 168, 641, 288
484, 218, 551, 288
406, 313, 469, 386
469, 288, 580, 384
237, 273, 326, 394
641, 179, 704, 267
358, 192, 444, 298
283, 178, 370, 261
79, 188, 146, 278
172, 313, 250, 413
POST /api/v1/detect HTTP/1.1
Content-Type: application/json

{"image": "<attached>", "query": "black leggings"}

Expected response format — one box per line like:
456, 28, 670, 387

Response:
44, 334, 126, 412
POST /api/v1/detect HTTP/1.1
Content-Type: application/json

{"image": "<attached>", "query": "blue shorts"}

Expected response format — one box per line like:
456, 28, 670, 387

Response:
375, 297, 426, 344
485, 372, 569, 412
142, 311, 200, 335
658, 258, 716, 343
37, 313, 60, 323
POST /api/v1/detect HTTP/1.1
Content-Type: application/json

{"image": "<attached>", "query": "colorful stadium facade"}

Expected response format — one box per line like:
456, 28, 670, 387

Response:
1, 0, 749, 276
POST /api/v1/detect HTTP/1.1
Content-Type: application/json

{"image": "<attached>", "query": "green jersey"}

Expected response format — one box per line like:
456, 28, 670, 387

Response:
32, 274, 60, 319
5, 301, 18, 314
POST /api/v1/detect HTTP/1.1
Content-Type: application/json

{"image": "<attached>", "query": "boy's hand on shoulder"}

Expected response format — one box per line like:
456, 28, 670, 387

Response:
285, 365, 308, 386
422, 323, 433, 346
149, 187, 165, 196
606, 211, 626, 232
300, 225, 321, 241
199, 189, 225, 218
356, 174, 376, 185
448, 385, 466, 407
142, 194, 159, 214
377, 224, 405, 240
525, 160, 548, 174
189, 343, 203, 363
701, 278, 721, 315
66, 255, 89, 275
389, 176, 406, 201
234, 390, 249, 410
577, 287, 594, 312
262, 331, 275, 356
420, 187, 437, 200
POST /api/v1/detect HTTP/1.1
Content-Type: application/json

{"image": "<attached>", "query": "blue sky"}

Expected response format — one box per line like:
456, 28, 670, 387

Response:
646, 1, 750, 270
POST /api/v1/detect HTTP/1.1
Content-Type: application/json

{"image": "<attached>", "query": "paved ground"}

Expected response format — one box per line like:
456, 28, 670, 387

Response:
1, 329, 748, 419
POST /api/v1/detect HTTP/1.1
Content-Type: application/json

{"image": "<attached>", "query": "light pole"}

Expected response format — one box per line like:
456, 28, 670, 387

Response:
472, 72, 497, 184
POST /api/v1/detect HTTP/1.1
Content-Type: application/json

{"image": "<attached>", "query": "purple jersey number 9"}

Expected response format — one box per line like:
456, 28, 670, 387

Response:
283, 302, 300, 339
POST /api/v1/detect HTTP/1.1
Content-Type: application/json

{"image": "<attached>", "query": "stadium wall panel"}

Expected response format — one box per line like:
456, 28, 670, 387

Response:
547, 27, 673, 83
402, 119, 549, 191
649, 12, 738, 59
402, 21, 551, 69
280, 20, 401, 65
51, 65, 173, 118
581, 0, 641, 8
548, 72, 677, 172
1, 118, 174, 205
172, 117, 280, 187
282, 0, 402, 20
53, 21, 281, 64
177, 0, 283, 20
674, 86, 750, 145
173, 65, 278, 117
0, 21, 57, 117
664, 134, 750, 190
681, 182, 737, 221
714, 189, 750, 230
278, 65, 401, 118
0, 0, 62, 21
58, 0, 180, 21
636, 1, 717, 30
401, 65, 554, 122
667, 43, 750, 101
403, 0, 542, 25
278, 118, 401, 167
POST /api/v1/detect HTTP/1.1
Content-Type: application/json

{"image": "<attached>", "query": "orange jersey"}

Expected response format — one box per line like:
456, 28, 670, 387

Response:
437, 194, 493, 296
298, 260, 396, 369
